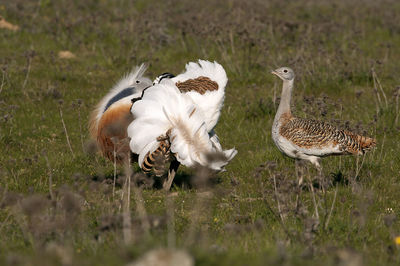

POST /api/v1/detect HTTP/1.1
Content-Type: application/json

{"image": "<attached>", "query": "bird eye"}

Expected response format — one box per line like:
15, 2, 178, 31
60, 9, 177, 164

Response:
136, 80, 140, 84
283, 69, 288, 73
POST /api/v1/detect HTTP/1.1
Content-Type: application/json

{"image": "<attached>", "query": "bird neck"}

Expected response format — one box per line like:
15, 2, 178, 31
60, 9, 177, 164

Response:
276, 79, 294, 118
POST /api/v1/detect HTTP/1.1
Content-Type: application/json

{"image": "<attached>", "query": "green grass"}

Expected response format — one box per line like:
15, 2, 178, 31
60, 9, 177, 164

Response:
1, 0, 400, 265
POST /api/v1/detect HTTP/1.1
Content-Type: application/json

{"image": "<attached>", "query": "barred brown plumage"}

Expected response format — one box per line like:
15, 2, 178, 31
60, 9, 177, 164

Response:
279, 116, 376, 155
176, 76, 219, 95
141, 135, 172, 177
271, 67, 376, 169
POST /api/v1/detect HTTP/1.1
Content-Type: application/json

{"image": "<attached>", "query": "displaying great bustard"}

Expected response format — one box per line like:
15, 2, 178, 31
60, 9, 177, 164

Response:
128, 60, 237, 189
89, 60, 237, 189
271, 67, 376, 170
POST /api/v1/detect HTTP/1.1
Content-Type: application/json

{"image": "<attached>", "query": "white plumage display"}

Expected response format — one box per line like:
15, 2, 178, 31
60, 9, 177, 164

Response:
128, 60, 237, 189
89, 60, 237, 189
128, 79, 236, 170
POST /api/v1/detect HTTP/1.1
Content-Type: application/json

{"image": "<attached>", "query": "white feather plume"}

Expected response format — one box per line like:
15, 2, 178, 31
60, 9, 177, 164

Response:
128, 79, 236, 171
171, 60, 228, 132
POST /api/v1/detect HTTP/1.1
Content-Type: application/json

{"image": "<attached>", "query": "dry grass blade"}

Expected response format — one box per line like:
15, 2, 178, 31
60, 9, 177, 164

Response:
59, 106, 75, 158
395, 86, 400, 125
272, 173, 285, 222
22, 55, 32, 92
0, 69, 5, 94
324, 184, 338, 230
122, 157, 133, 244
353, 155, 366, 185
44, 153, 55, 201
306, 169, 319, 220
76, 100, 85, 151
163, 161, 179, 191
371, 68, 388, 109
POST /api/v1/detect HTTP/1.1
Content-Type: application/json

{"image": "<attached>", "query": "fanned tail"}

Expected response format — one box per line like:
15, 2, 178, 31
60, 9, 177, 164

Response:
128, 80, 236, 172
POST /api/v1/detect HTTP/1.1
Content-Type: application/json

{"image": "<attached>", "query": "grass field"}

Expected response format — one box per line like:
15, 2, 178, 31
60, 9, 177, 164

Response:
1, 0, 400, 265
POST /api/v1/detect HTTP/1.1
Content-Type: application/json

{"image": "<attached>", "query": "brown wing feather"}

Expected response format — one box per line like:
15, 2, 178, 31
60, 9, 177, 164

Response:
176, 76, 218, 95
280, 115, 376, 155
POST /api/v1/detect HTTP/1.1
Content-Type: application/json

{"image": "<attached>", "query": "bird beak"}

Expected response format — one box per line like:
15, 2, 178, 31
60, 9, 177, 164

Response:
271, 70, 279, 77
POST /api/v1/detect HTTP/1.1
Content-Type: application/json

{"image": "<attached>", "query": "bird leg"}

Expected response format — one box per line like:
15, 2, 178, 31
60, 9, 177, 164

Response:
294, 159, 303, 211
163, 159, 180, 191
295, 159, 304, 186
310, 158, 325, 193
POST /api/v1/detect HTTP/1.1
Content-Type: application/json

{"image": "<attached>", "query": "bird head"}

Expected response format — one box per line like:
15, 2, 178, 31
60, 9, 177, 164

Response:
128, 63, 153, 93
133, 76, 153, 91
271, 67, 295, 81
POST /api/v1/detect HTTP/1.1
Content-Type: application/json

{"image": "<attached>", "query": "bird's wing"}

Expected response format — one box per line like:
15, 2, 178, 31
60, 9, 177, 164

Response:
280, 117, 376, 156
128, 80, 235, 171
170, 60, 228, 132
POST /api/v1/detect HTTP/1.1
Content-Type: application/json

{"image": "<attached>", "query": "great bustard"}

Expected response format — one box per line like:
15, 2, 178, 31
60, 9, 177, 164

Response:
89, 60, 237, 189
128, 60, 237, 189
271, 67, 376, 170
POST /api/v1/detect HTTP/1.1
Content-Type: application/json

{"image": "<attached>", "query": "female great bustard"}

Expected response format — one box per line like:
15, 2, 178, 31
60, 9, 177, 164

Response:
271, 67, 376, 170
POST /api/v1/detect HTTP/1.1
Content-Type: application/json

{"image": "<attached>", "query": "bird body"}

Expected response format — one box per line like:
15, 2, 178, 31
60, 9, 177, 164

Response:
89, 64, 152, 163
271, 67, 376, 168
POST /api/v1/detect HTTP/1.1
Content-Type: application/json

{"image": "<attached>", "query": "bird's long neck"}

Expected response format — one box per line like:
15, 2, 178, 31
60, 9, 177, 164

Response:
275, 79, 294, 121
